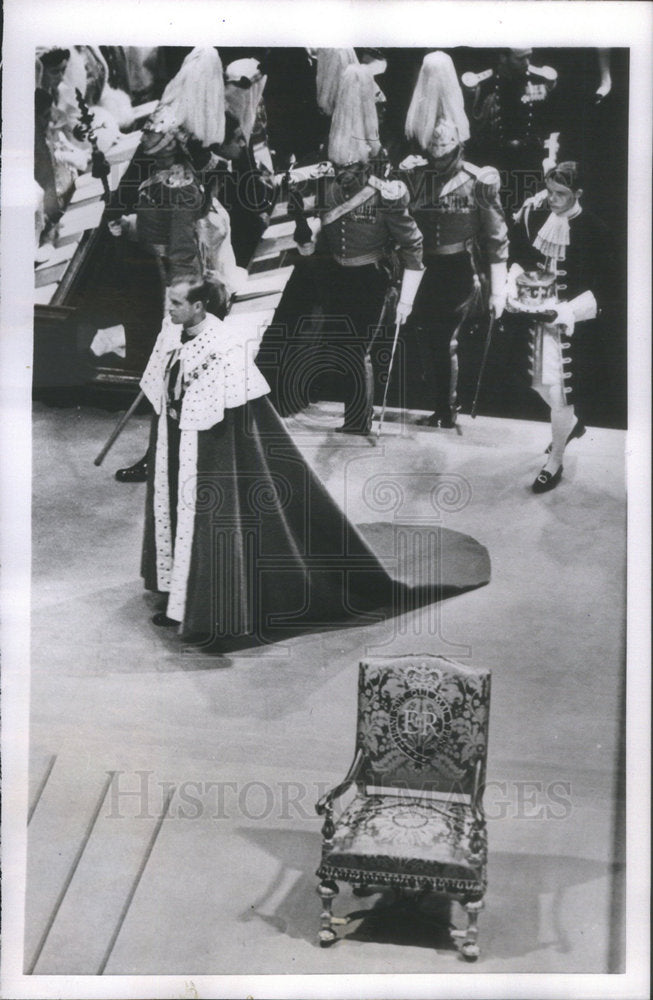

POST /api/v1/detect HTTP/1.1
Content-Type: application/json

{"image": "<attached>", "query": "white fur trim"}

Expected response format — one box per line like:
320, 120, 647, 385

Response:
166, 430, 198, 623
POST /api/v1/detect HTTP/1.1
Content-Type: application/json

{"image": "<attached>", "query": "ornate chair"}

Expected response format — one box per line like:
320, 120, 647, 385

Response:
315, 653, 491, 960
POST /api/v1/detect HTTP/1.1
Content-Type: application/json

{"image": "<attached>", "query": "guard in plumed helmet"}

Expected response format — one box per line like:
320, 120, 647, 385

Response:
129, 106, 205, 281
400, 51, 509, 428
300, 63, 424, 435
224, 57, 268, 145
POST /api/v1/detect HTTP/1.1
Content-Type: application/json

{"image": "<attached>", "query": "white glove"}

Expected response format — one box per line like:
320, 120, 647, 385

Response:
595, 79, 612, 100
550, 291, 598, 335
205, 151, 222, 171
395, 299, 413, 325
505, 262, 525, 311
542, 132, 560, 176
398, 154, 428, 171
567, 290, 598, 323
490, 261, 507, 318
395, 268, 425, 325
108, 219, 124, 237
549, 301, 576, 335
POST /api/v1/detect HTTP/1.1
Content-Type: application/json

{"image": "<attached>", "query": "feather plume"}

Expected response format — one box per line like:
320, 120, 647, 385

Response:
328, 64, 381, 166
405, 51, 470, 150
160, 47, 225, 146
316, 49, 359, 115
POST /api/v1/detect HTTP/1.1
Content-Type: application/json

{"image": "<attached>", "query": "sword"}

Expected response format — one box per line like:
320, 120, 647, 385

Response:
376, 318, 402, 439
470, 307, 496, 419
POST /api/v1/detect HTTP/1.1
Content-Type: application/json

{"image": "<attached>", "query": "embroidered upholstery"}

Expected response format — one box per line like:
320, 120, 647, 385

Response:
314, 653, 491, 959
355, 656, 490, 794
320, 794, 486, 892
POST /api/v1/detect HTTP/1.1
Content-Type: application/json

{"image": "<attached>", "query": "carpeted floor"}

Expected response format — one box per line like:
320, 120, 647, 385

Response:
24, 400, 626, 977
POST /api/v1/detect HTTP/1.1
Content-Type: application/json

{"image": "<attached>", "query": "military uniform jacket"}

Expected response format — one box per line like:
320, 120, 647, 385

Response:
318, 175, 423, 270
467, 69, 559, 160
135, 162, 204, 279
400, 158, 509, 264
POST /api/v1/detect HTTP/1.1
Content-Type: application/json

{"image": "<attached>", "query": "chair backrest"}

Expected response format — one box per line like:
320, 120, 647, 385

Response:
356, 654, 491, 797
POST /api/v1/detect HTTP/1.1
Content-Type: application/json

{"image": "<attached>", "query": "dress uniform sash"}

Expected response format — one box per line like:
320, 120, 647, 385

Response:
321, 183, 377, 227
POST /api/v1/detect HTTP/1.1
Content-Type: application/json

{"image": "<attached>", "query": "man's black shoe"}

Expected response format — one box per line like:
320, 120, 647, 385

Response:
115, 455, 149, 483
151, 612, 179, 627
416, 413, 456, 429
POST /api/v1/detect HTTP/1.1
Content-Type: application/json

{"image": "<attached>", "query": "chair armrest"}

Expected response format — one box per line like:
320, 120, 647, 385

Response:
315, 748, 364, 816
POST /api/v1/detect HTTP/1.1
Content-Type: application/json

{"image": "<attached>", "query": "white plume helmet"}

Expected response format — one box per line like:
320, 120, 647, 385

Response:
224, 58, 267, 142
405, 50, 470, 151
160, 47, 225, 146
328, 64, 381, 166
316, 49, 359, 115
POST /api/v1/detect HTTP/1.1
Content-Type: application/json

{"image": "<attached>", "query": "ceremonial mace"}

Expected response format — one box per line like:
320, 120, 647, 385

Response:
94, 391, 146, 466
72, 89, 111, 200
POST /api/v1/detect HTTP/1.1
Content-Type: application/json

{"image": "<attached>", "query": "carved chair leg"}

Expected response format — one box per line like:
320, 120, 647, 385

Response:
317, 880, 339, 946
460, 898, 483, 960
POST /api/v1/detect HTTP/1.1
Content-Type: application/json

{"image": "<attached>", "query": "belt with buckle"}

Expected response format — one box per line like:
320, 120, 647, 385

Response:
425, 241, 470, 257
333, 252, 383, 267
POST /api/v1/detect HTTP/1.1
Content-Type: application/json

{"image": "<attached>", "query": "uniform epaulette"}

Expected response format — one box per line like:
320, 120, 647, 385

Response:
398, 154, 429, 172
529, 64, 557, 84
461, 68, 494, 90
462, 161, 501, 196
368, 175, 409, 203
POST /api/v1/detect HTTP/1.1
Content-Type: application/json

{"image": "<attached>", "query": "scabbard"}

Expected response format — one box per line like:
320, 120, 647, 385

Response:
470, 309, 497, 419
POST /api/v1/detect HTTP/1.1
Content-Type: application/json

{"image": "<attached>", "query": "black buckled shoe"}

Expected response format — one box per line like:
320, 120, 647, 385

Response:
152, 611, 179, 627
115, 454, 149, 483
545, 420, 586, 454
532, 465, 563, 494
416, 412, 456, 429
